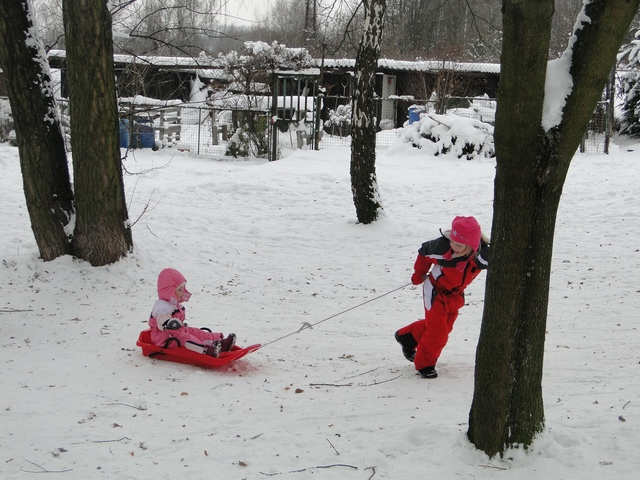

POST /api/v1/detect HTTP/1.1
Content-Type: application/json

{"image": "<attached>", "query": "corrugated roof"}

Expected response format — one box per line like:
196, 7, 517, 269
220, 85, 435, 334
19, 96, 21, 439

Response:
317, 58, 500, 74
46, 50, 500, 74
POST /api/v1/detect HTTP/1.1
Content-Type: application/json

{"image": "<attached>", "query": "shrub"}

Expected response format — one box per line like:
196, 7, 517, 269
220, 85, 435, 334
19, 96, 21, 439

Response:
324, 104, 351, 136
400, 112, 495, 160
225, 127, 250, 157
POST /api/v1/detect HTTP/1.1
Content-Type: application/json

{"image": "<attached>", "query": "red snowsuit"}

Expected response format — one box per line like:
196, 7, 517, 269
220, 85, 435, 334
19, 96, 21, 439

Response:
397, 235, 489, 370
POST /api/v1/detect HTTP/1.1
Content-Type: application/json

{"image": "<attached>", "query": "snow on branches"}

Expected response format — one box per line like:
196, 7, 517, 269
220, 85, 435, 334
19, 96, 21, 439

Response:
401, 112, 495, 160
618, 29, 640, 137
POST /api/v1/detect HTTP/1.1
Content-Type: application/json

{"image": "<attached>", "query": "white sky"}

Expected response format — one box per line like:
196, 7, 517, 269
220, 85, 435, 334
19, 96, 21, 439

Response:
220, 0, 276, 26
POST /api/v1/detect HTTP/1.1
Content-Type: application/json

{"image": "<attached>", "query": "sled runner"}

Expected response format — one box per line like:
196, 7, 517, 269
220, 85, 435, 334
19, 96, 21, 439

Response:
136, 330, 260, 368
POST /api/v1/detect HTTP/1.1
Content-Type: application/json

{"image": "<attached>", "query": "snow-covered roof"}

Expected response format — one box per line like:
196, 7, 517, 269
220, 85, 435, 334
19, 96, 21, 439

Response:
47, 49, 225, 70
317, 58, 500, 74
47, 49, 499, 76
275, 68, 321, 76
118, 95, 183, 106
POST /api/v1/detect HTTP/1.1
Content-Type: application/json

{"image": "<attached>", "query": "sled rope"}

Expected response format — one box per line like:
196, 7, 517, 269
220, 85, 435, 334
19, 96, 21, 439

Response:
260, 282, 412, 349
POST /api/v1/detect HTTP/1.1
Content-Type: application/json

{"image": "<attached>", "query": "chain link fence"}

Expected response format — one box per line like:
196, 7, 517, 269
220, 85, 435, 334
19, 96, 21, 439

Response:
0, 96, 15, 144
580, 101, 610, 153
47, 94, 610, 157
320, 95, 498, 148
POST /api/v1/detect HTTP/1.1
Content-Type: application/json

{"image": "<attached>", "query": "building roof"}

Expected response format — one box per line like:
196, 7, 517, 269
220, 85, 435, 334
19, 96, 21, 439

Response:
47, 49, 500, 75
319, 58, 500, 74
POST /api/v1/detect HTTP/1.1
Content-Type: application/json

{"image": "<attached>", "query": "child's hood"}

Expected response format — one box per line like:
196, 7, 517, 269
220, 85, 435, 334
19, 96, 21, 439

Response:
157, 268, 187, 302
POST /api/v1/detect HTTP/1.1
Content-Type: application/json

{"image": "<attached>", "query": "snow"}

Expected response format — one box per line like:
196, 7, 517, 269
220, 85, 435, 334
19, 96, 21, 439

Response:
119, 96, 183, 107
401, 112, 495, 160
1, 135, 639, 479
542, 2, 592, 131
322, 58, 500, 74
23, 0, 58, 127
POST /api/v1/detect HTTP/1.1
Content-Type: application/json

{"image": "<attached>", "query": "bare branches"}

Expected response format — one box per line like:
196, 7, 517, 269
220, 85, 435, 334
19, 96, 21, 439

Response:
327, 438, 340, 455
260, 464, 359, 476
334, 0, 364, 53
365, 465, 377, 480
21, 459, 72, 474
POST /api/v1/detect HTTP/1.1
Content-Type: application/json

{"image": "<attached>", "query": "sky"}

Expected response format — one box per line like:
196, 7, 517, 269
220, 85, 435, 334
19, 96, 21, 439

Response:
220, 0, 276, 26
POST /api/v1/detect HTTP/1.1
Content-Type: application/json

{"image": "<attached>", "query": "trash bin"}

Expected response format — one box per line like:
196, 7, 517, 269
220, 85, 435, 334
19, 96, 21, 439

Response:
408, 106, 423, 124
134, 117, 156, 149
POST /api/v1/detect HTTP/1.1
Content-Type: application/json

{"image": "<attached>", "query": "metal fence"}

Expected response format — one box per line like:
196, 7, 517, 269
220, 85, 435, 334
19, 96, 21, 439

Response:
0, 96, 14, 143
48, 94, 611, 157
580, 101, 611, 154
320, 95, 498, 148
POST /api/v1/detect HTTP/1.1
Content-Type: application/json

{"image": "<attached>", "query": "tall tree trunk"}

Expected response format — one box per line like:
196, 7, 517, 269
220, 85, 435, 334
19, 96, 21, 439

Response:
0, 1, 74, 261
350, 0, 385, 224
468, 0, 639, 458
63, 0, 133, 266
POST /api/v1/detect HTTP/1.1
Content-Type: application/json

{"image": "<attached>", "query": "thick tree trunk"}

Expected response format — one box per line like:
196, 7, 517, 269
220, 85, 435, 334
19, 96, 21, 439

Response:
350, 0, 385, 224
63, 0, 133, 266
468, 0, 640, 458
0, 0, 74, 261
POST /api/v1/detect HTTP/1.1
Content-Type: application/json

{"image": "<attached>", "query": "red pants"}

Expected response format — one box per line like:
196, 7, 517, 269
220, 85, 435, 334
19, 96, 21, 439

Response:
398, 293, 463, 369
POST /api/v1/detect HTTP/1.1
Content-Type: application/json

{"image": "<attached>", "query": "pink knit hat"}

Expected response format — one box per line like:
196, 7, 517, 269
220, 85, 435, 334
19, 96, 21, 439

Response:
450, 216, 481, 250
157, 268, 191, 303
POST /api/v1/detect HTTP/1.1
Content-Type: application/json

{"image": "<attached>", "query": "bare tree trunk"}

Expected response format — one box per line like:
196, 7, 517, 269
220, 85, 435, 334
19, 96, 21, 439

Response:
350, 0, 386, 224
63, 0, 133, 266
0, 0, 74, 261
468, 0, 639, 458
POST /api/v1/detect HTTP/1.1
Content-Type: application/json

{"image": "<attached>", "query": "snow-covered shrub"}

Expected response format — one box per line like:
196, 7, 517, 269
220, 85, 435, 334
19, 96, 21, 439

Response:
400, 112, 495, 160
324, 104, 351, 136
618, 30, 640, 137
0, 97, 14, 143
225, 127, 250, 157
447, 94, 497, 125
619, 77, 640, 137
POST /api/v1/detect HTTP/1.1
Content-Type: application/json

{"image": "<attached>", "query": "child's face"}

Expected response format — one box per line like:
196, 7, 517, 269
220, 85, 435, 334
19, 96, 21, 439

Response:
175, 282, 191, 302
450, 239, 471, 256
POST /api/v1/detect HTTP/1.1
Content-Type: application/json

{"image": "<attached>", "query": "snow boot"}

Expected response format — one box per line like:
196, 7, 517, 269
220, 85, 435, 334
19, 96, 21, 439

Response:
205, 340, 222, 358
395, 331, 417, 362
418, 366, 438, 379
221, 333, 236, 352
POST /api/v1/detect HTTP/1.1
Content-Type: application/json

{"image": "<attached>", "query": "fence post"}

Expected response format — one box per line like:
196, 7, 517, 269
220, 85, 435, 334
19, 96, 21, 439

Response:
210, 109, 218, 145
197, 108, 201, 155
604, 67, 615, 155
176, 107, 182, 142
270, 74, 279, 161
128, 104, 134, 149
159, 109, 165, 146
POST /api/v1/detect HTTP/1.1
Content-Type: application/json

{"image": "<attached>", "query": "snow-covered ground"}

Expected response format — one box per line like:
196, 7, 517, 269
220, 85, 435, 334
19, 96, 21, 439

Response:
1, 137, 638, 479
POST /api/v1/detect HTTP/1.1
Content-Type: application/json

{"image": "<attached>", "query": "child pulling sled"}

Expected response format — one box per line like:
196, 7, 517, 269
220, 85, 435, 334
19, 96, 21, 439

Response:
395, 216, 489, 378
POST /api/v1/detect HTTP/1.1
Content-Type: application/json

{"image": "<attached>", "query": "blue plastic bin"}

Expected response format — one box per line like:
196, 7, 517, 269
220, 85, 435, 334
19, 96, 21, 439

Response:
408, 106, 423, 124
119, 118, 156, 149
135, 118, 156, 148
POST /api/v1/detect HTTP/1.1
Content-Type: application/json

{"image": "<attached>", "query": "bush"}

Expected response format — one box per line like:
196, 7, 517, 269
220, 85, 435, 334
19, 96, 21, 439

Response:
400, 112, 495, 160
324, 104, 351, 137
619, 73, 640, 137
225, 127, 250, 157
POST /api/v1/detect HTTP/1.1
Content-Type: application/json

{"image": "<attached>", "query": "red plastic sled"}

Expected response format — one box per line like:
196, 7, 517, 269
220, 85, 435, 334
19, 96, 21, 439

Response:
136, 329, 261, 368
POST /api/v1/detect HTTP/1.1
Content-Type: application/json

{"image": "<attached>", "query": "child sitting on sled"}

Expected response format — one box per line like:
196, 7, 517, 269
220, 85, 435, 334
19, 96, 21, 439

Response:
395, 216, 489, 378
149, 268, 236, 357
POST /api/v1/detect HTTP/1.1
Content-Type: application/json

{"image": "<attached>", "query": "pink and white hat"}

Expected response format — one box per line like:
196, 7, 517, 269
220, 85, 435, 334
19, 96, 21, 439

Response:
157, 268, 191, 303
450, 216, 481, 250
